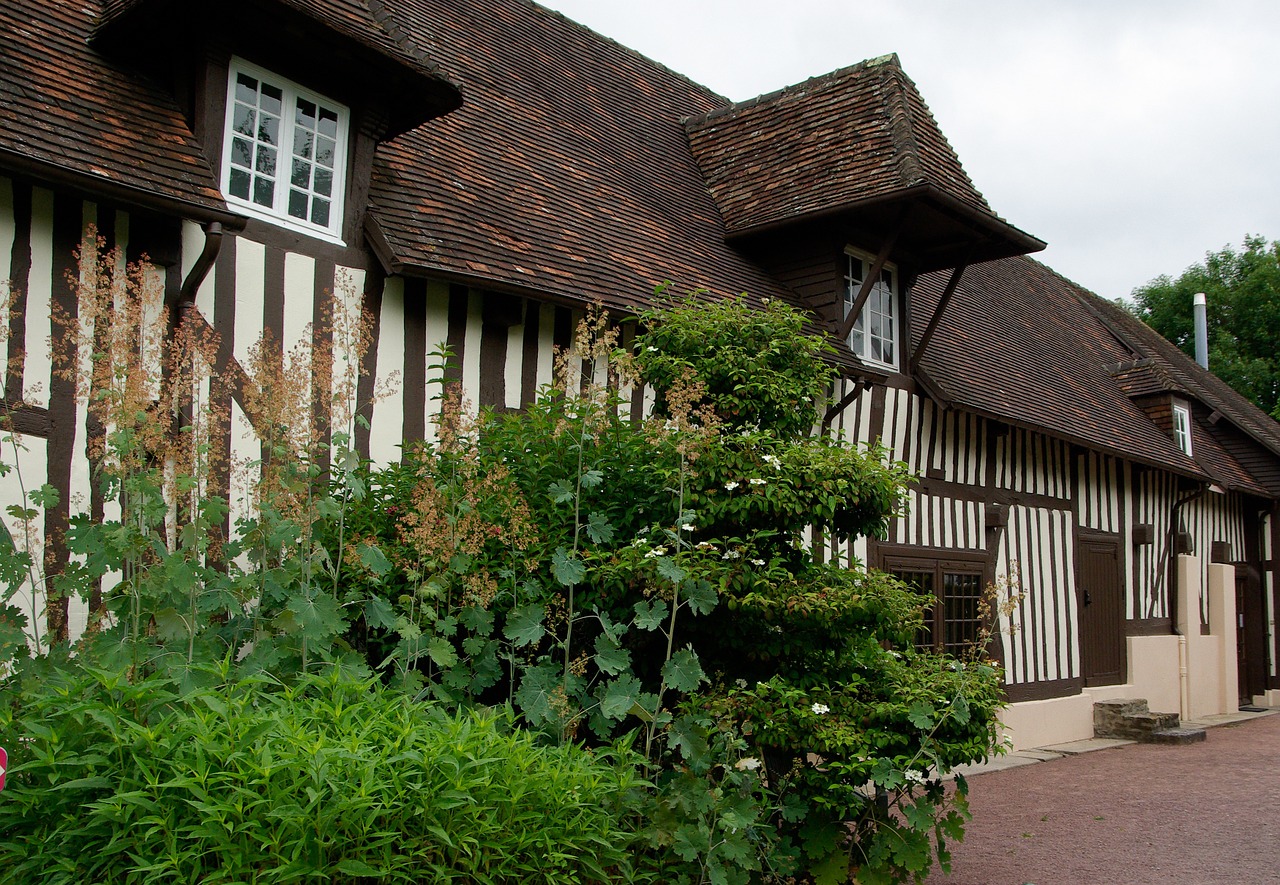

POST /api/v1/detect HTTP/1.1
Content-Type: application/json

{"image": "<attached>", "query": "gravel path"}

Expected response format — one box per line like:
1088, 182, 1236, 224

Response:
925, 713, 1280, 885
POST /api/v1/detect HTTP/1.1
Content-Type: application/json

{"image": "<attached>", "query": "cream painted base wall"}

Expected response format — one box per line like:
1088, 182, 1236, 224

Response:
999, 555, 1239, 751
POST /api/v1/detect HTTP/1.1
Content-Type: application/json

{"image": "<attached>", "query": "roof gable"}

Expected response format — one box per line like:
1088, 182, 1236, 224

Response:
683, 54, 1042, 267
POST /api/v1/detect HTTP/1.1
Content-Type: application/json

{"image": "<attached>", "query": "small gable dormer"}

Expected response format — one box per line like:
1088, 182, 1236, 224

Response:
685, 54, 1043, 379
91, 0, 461, 248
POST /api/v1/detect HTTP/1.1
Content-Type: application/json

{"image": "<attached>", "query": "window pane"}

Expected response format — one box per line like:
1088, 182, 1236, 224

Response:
253, 175, 274, 207
316, 136, 335, 169
314, 168, 332, 197
288, 189, 308, 219
296, 98, 316, 128
235, 73, 258, 104
261, 84, 282, 116
258, 113, 278, 147
228, 167, 250, 199
311, 198, 330, 227
233, 104, 255, 137
294, 130, 313, 161
292, 158, 311, 189
230, 137, 252, 168
318, 108, 339, 138
881, 341, 894, 365
255, 145, 276, 176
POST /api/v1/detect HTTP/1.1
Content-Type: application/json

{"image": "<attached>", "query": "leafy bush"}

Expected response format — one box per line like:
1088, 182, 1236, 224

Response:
0, 242, 1008, 885
0, 658, 648, 884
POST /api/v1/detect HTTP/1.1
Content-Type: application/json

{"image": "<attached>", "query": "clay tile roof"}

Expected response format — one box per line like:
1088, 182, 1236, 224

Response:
913, 256, 1206, 476
1088, 295, 1280, 459
0, 0, 228, 217
367, 0, 790, 314
683, 54, 1017, 239
1109, 359, 1185, 398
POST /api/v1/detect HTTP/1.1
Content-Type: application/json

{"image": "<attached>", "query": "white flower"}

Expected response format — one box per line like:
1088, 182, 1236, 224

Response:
722, 550, 741, 560
696, 540, 714, 549
646, 346, 658, 352
763, 454, 781, 469
811, 703, 830, 715
681, 523, 695, 532
735, 678, 748, 689
750, 558, 765, 567
734, 757, 762, 771
748, 478, 766, 486
904, 770, 925, 784
724, 480, 739, 491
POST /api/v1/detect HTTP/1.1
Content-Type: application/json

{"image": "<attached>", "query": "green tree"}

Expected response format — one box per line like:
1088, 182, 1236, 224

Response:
1131, 235, 1280, 420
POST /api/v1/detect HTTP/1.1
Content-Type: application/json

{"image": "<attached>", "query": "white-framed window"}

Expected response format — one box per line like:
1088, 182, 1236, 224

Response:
221, 58, 349, 243
1172, 402, 1193, 456
843, 247, 899, 370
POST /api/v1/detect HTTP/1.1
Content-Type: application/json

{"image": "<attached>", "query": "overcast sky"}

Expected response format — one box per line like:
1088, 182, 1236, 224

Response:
540, 0, 1280, 302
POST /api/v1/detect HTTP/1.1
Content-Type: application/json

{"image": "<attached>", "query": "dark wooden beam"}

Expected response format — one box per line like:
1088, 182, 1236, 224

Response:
909, 262, 968, 375
835, 206, 910, 343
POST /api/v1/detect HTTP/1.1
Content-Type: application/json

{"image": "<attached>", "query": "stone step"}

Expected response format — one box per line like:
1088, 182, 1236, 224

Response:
1093, 698, 1194, 743
1149, 726, 1207, 745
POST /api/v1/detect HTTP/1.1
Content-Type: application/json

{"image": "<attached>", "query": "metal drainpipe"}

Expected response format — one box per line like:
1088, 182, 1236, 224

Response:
1193, 292, 1209, 369
176, 222, 224, 322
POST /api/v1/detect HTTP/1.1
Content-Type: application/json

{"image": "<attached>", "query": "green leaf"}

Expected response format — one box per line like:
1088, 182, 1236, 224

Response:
811, 849, 851, 885
908, 700, 935, 731
336, 859, 384, 876
548, 481, 575, 504
363, 595, 397, 630
661, 648, 705, 693
551, 548, 586, 587
503, 604, 546, 647
285, 592, 346, 641
684, 579, 718, 616
656, 555, 685, 585
427, 636, 458, 669
633, 598, 669, 631
585, 511, 615, 544
600, 674, 642, 720
951, 693, 971, 726
580, 469, 604, 489
357, 543, 393, 576
593, 635, 631, 676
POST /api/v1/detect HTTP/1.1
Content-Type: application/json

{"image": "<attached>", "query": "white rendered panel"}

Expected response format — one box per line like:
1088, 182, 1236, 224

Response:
23, 188, 54, 408
370, 277, 404, 467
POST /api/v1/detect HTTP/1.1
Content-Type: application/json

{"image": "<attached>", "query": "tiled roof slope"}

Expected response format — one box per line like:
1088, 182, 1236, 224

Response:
0, 0, 227, 216
1088, 294, 1280, 459
684, 55, 1005, 237
915, 256, 1280, 492
912, 256, 1206, 476
368, 0, 792, 313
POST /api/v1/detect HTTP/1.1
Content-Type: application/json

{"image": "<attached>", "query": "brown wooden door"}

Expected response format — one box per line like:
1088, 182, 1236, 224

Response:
1078, 534, 1126, 686
1236, 567, 1266, 707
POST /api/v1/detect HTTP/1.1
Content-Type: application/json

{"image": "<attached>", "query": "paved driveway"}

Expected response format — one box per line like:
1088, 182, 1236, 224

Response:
926, 713, 1280, 885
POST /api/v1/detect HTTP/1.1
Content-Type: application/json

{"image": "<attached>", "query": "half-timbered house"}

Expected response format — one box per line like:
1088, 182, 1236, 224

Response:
2, 0, 1277, 748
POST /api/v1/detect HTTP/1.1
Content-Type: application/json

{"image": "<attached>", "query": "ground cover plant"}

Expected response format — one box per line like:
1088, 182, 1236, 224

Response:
0, 239, 1007, 883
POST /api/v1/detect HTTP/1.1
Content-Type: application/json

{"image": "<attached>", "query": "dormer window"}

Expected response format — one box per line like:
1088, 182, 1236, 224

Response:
1172, 403, 1193, 455
843, 247, 899, 370
221, 58, 349, 243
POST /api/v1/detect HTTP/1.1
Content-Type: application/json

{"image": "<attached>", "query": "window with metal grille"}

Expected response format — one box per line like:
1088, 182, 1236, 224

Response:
886, 554, 987, 657
221, 58, 348, 243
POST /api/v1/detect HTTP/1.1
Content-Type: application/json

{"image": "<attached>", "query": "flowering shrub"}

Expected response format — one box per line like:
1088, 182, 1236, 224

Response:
0, 243, 1004, 884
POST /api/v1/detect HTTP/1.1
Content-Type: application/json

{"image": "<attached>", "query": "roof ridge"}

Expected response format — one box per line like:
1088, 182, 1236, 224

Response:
880, 61, 924, 188
367, 0, 430, 68
687, 52, 899, 127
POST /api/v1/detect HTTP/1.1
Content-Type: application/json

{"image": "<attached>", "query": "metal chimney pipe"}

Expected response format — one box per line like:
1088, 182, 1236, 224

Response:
1193, 292, 1208, 369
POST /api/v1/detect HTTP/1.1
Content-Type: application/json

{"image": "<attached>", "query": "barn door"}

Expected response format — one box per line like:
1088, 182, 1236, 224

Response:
1236, 567, 1267, 707
1077, 534, 1126, 686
